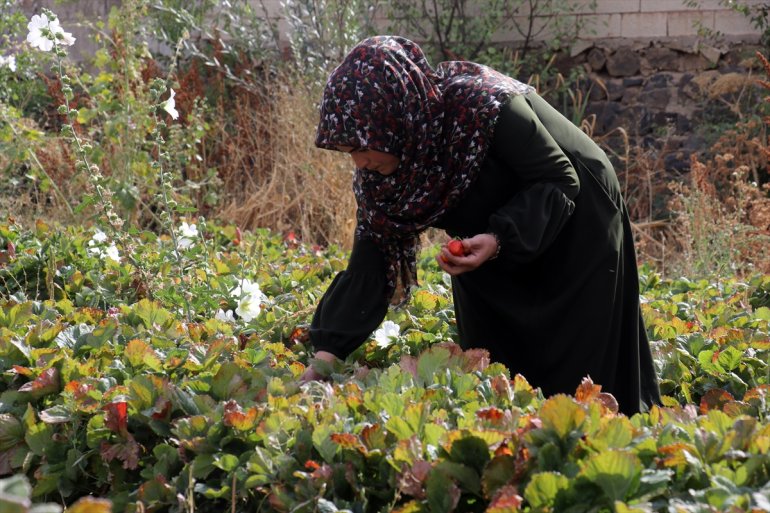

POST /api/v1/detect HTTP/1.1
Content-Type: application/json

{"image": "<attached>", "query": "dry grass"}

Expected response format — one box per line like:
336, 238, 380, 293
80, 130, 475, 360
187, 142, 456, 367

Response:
207, 69, 357, 249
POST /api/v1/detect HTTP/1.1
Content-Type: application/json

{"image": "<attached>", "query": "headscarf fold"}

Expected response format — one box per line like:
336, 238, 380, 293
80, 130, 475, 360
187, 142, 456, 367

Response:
315, 36, 534, 305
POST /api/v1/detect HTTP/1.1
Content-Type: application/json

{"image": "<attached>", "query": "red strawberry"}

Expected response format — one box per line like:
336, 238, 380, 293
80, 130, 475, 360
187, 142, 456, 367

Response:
447, 239, 467, 257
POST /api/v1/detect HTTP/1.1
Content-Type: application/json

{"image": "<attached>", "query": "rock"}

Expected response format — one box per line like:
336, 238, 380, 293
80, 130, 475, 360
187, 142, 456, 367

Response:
678, 54, 711, 72
570, 40, 594, 58
699, 44, 723, 66
586, 48, 607, 71
667, 37, 700, 54
585, 101, 623, 133
665, 152, 690, 173
643, 47, 680, 73
607, 47, 641, 77
623, 77, 644, 87
606, 78, 625, 101
643, 73, 673, 91
622, 86, 642, 104
639, 87, 671, 107
588, 78, 607, 101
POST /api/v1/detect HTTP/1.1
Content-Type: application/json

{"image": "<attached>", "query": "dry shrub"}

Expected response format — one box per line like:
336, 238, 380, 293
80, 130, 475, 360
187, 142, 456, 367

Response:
666, 153, 770, 277
210, 69, 356, 248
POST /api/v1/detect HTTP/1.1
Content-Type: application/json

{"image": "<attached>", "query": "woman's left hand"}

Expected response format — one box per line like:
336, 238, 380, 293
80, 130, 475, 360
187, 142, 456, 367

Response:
436, 233, 498, 275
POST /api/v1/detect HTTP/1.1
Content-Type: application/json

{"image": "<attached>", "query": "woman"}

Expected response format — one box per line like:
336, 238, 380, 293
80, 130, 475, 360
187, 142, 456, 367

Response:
303, 36, 660, 415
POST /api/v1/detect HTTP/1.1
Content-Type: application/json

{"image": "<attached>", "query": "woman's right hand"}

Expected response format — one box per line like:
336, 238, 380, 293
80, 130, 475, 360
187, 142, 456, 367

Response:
436, 233, 499, 275
299, 350, 339, 383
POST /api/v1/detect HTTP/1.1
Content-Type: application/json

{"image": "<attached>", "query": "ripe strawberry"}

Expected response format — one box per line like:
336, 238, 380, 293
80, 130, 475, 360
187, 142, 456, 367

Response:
447, 239, 466, 257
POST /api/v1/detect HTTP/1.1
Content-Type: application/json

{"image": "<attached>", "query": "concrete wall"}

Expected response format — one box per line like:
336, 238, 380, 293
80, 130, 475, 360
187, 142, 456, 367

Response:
20, 0, 764, 47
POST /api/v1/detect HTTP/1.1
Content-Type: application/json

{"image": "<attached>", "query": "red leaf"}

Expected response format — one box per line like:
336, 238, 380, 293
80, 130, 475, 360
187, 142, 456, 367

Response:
330, 433, 362, 450
476, 407, 505, 423
103, 401, 129, 435
700, 389, 735, 414
100, 438, 141, 469
487, 485, 523, 512
18, 368, 60, 399
150, 398, 172, 421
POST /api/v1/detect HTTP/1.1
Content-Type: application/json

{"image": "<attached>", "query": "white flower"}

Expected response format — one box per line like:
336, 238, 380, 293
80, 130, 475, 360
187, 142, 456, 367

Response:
177, 222, 198, 249
162, 88, 179, 120
373, 320, 400, 348
215, 309, 235, 323
26, 13, 75, 52
91, 229, 108, 244
232, 278, 266, 322
0, 55, 16, 72
87, 242, 119, 262
104, 244, 120, 262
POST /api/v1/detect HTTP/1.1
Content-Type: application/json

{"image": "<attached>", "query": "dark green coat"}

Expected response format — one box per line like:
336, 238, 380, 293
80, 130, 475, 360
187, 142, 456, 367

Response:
310, 92, 661, 415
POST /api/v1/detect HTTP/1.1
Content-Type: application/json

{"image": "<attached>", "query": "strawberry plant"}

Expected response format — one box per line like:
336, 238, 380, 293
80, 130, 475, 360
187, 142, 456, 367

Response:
1, 222, 770, 513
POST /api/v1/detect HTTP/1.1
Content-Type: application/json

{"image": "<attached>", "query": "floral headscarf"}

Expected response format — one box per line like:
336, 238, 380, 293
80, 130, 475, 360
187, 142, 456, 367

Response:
315, 36, 534, 304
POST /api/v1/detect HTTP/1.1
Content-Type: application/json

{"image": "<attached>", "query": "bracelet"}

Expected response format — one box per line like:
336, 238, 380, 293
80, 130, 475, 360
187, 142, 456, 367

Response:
487, 232, 501, 260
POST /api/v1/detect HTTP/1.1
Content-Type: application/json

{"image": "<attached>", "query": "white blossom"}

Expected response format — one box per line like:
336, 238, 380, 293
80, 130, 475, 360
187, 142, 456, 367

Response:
26, 14, 75, 52
215, 309, 235, 323
373, 320, 400, 348
177, 222, 198, 249
90, 229, 108, 244
104, 244, 120, 262
162, 88, 179, 120
232, 278, 266, 322
0, 55, 16, 72
88, 242, 120, 262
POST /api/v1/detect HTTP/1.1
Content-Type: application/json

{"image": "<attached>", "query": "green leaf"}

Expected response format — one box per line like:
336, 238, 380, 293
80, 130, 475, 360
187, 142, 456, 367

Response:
698, 350, 726, 375
579, 450, 642, 502
39, 405, 72, 424
524, 471, 570, 508
435, 460, 480, 494
23, 405, 54, 457
0, 415, 23, 451
214, 453, 240, 472
426, 469, 459, 513
312, 424, 338, 463
482, 455, 516, 499
715, 346, 743, 372
539, 394, 587, 438
386, 416, 415, 441
211, 362, 248, 400
591, 416, 634, 450
417, 346, 451, 385
131, 299, 174, 330
754, 306, 770, 320
449, 435, 491, 474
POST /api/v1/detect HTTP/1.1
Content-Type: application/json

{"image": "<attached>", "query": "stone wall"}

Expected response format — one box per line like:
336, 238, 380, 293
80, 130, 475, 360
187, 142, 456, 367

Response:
567, 37, 763, 172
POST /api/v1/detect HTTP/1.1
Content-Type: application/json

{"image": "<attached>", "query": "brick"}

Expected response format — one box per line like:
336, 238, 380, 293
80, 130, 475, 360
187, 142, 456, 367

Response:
641, 0, 724, 11
491, 16, 567, 43
713, 9, 762, 36
620, 12, 668, 38
592, 0, 640, 14
667, 11, 715, 37
578, 13, 623, 39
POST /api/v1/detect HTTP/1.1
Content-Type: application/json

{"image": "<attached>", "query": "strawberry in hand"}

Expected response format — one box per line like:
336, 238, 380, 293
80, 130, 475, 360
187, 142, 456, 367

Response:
447, 239, 468, 257
437, 234, 499, 275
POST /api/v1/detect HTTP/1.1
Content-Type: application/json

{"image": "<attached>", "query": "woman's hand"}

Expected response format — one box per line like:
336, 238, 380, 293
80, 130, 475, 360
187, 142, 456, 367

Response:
436, 233, 499, 276
299, 350, 339, 383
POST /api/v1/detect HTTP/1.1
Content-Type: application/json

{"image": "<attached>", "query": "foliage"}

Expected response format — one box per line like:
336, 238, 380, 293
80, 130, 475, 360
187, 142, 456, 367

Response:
683, 0, 770, 46
1, 221, 770, 512
385, 0, 597, 78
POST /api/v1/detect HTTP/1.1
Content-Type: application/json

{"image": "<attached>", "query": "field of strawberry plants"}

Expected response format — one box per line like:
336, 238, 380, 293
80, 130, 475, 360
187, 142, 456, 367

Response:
1, 219, 770, 513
